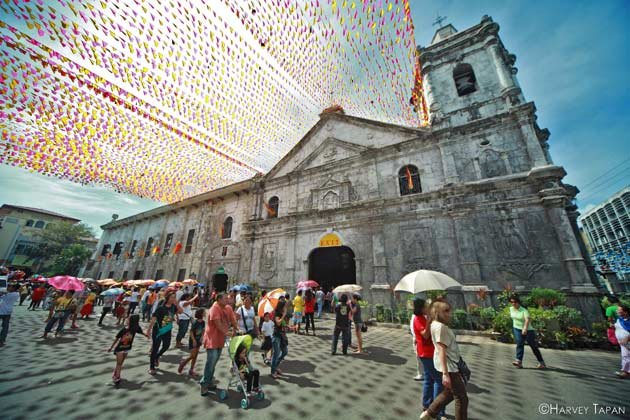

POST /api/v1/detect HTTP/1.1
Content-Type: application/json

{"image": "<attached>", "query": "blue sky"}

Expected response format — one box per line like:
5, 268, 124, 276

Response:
1, 0, 628, 236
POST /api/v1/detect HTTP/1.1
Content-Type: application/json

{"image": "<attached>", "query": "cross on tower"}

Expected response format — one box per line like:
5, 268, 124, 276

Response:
432, 14, 447, 29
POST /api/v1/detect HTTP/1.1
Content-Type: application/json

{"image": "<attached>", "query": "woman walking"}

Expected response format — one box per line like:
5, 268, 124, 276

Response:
350, 294, 364, 353
303, 290, 316, 336
271, 300, 289, 379
509, 295, 546, 369
613, 304, 630, 378
413, 298, 444, 419
420, 299, 468, 420
41, 290, 74, 339
146, 291, 182, 374
175, 293, 197, 348
80, 291, 96, 319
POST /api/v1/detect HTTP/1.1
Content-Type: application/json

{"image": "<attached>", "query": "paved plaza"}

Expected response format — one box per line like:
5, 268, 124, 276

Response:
0, 306, 628, 420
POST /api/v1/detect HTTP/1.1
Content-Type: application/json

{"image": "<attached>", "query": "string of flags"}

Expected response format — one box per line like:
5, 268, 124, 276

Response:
0, 0, 428, 203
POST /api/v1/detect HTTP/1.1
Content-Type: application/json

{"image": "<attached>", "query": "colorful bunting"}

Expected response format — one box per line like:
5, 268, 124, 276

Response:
0, 1, 427, 202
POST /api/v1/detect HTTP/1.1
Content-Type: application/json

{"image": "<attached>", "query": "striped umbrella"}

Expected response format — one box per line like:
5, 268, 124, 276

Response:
257, 288, 286, 317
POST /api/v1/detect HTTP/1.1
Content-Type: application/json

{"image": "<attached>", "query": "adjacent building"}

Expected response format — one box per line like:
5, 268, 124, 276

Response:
0, 204, 87, 274
85, 16, 599, 319
580, 186, 630, 292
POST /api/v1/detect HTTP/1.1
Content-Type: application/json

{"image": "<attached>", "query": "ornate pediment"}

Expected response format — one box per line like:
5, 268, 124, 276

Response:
303, 175, 360, 211
294, 137, 369, 173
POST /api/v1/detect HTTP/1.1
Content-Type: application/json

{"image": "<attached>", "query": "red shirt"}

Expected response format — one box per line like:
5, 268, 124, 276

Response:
32, 288, 46, 301
413, 315, 435, 358
304, 298, 315, 314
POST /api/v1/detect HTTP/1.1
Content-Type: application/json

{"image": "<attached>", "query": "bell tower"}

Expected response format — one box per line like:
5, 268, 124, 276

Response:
418, 15, 550, 168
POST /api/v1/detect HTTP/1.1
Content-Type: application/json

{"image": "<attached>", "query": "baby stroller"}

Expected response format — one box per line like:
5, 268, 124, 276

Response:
227, 335, 265, 409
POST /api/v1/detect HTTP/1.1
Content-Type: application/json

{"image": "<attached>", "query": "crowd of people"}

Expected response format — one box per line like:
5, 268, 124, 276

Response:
1, 267, 629, 420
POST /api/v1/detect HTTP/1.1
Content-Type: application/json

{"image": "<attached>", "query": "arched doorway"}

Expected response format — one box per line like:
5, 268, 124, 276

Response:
211, 267, 228, 292
308, 246, 356, 292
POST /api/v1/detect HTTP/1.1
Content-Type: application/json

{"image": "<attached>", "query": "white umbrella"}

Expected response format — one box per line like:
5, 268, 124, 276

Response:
394, 270, 462, 294
332, 284, 362, 294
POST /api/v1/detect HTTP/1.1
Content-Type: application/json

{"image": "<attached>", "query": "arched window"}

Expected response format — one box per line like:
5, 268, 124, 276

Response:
25, 220, 34, 227
34, 220, 45, 229
267, 196, 279, 218
453, 63, 477, 96
398, 165, 422, 196
222, 217, 233, 239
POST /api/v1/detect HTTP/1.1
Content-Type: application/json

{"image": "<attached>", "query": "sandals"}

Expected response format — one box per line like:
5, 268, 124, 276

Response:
178, 360, 186, 374
512, 361, 523, 368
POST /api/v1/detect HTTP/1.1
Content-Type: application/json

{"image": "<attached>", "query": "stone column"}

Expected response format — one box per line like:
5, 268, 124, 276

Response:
371, 229, 388, 284
438, 143, 459, 185
518, 119, 548, 168
545, 203, 595, 290
487, 42, 515, 92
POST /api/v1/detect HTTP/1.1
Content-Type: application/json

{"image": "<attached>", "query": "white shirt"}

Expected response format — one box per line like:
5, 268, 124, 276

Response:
179, 299, 193, 320
431, 321, 461, 373
128, 291, 140, 303
236, 305, 255, 332
410, 314, 417, 341
235, 294, 243, 307
316, 290, 324, 302
141, 290, 151, 303
176, 290, 184, 302
261, 320, 274, 337
0, 291, 19, 315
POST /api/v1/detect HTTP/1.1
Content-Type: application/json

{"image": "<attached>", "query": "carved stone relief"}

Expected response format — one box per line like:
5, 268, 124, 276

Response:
479, 149, 508, 178
491, 211, 530, 260
322, 191, 339, 210
259, 242, 278, 280
401, 226, 437, 273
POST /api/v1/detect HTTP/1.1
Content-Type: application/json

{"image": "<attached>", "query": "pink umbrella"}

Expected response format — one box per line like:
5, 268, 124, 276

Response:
297, 280, 319, 289
46, 275, 85, 291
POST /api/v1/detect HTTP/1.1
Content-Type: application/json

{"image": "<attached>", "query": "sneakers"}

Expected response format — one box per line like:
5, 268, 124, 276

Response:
414, 374, 424, 381
148, 369, 157, 375
512, 360, 523, 368
419, 411, 436, 420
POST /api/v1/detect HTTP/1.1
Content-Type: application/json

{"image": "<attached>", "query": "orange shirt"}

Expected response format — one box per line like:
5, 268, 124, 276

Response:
203, 302, 230, 349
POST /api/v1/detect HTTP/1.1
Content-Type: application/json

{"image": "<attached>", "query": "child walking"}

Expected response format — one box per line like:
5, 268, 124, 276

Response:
259, 312, 274, 365
178, 308, 205, 377
236, 343, 261, 394
108, 314, 147, 384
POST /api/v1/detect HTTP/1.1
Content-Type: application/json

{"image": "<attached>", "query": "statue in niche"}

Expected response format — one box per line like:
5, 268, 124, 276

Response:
322, 190, 339, 210
479, 149, 507, 178
260, 243, 277, 273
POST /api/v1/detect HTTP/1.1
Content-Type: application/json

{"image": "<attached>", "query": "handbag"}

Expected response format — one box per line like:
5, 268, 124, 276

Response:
456, 357, 471, 384
607, 327, 619, 346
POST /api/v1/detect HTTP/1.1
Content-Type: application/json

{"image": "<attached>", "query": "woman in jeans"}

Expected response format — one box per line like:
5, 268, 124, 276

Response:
509, 295, 546, 369
421, 300, 468, 420
413, 299, 444, 419
271, 300, 289, 379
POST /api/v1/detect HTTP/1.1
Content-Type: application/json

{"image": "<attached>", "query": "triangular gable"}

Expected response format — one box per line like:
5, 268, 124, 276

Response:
265, 113, 425, 180
293, 137, 369, 172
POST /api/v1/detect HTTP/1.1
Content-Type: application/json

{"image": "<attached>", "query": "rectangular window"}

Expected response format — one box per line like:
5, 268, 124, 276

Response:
155, 269, 164, 280
185, 229, 195, 254
129, 240, 138, 258
107, 271, 115, 279
113, 242, 124, 260
222, 246, 228, 257
177, 268, 186, 281
134, 270, 143, 280
145, 237, 154, 257
101, 244, 111, 256
122, 271, 128, 280
163, 233, 174, 254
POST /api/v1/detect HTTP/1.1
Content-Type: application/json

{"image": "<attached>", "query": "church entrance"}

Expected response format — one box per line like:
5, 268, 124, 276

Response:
308, 246, 356, 292
211, 267, 228, 292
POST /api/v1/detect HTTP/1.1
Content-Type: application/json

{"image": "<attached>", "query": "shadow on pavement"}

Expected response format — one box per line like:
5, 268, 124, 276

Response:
362, 346, 407, 365
36, 337, 78, 345
278, 359, 316, 374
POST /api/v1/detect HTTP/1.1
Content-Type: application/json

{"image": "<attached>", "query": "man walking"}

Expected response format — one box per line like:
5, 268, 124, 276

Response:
316, 287, 325, 318
200, 293, 232, 396
0, 284, 20, 346
331, 294, 352, 355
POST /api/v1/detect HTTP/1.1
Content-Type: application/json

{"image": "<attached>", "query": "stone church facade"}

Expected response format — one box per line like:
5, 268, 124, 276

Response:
86, 17, 599, 315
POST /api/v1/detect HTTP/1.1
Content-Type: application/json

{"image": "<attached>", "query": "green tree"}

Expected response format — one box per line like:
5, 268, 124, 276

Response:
25, 222, 95, 272
46, 244, 93, 276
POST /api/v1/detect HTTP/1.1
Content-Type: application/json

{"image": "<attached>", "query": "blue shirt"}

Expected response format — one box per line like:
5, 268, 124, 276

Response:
0, 292, 19, 315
